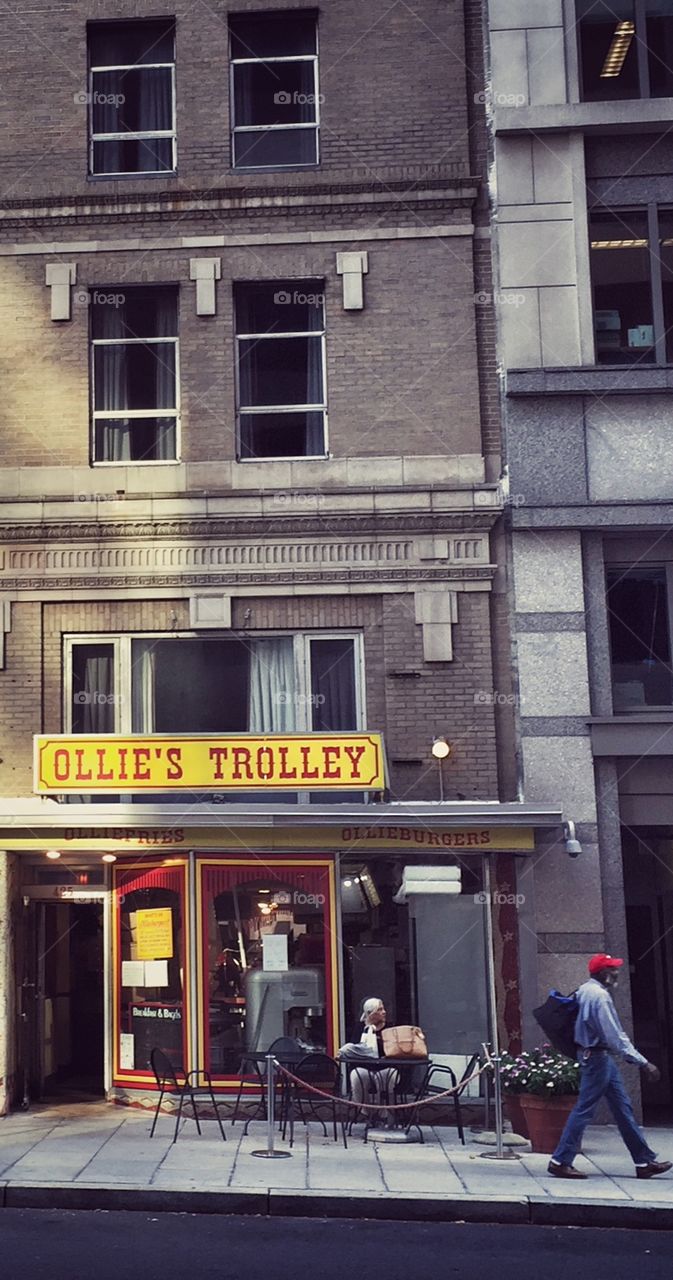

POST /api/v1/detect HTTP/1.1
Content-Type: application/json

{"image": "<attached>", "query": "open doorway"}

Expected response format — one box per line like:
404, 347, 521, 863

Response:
24, 900, 105, 1102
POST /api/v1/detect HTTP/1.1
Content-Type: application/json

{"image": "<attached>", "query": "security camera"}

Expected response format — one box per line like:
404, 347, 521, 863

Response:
563, 820, 582, 858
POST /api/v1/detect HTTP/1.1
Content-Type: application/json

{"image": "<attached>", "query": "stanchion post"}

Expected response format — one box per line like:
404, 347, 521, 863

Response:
251, 1055, 292, 1159
266, 1053, 275, 1154
480, 856, 521, 1161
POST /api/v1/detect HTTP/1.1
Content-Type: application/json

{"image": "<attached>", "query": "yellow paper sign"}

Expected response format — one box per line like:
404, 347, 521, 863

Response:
135, 908, 173, 960
33, 733, 386, 793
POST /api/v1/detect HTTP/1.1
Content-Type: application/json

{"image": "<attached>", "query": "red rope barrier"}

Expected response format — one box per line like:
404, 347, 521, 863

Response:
274, 1058, 489, 1113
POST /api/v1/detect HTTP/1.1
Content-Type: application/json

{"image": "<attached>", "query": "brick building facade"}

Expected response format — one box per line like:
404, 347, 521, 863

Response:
0, 1, 559, 1113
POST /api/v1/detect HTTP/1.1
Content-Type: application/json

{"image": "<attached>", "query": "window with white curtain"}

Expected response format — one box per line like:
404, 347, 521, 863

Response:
229, 10, 319, 169
88, 19, 176, 175
92, 285, 179, 463
235, 281, 327, 459
67, 634, 360, 735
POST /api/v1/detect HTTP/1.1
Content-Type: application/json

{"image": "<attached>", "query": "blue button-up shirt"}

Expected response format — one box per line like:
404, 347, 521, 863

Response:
574, 977, 647, 1066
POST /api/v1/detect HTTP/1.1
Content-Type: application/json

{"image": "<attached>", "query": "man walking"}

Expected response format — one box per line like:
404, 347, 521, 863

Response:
548, 953, 671, 1180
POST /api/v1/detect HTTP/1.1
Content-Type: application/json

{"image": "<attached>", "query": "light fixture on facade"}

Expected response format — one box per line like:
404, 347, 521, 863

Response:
431, 736, 451, 800
102, 853, 117, 863
45, 849, 61, 860
600, 20, 635, 78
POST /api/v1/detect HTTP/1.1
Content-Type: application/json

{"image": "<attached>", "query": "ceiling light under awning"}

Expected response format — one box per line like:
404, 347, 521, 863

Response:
600, 20, 635, 78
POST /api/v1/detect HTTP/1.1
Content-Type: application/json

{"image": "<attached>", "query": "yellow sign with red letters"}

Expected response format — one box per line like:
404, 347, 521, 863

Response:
33, 733, 386, 793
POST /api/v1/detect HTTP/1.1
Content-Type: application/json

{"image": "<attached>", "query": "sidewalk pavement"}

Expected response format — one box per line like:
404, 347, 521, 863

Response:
1, 1102, 673, 1230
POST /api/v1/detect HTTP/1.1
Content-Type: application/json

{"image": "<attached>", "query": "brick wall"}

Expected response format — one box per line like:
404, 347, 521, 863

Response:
0, 235, 482, 470
0, 0, 471, 198
1, 590, 498, 800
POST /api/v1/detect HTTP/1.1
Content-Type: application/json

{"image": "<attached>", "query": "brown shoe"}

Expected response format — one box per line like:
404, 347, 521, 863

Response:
547, 1161, 588, 1180
636, 1160, 672, 1179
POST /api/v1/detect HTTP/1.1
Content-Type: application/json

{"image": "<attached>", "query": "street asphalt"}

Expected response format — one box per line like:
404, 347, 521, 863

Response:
2, 1211, 673, 1279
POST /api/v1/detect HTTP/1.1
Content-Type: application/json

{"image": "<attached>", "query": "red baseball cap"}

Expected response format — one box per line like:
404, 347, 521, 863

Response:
588, 953, 623, 976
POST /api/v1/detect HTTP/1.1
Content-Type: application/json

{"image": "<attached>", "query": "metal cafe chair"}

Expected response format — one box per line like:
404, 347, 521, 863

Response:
231, 1037, 304, 1132
281, 1052, 347, 1149
149, 1047, 227, 1144
407, 1052, 480, 1145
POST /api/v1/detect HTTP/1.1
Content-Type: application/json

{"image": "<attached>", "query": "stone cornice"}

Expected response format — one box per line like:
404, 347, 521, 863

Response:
0, 510, 499, 542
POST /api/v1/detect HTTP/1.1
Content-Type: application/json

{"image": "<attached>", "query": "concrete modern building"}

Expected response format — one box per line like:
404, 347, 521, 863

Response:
485, 0, 673, 1118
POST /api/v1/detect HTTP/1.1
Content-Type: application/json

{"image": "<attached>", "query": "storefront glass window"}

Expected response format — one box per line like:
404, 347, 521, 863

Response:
340, 855, 487, 1057
113, 862, 188, 1082
199, 858, 336, 1079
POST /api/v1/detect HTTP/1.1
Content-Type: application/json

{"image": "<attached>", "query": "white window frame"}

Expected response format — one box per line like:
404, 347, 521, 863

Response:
88, 25, 177, 177
234, 281, 328, 461
65, 631, 365, 735
91, 286, 181, 466
64, 635, 126, 732
229, 16, 320, 170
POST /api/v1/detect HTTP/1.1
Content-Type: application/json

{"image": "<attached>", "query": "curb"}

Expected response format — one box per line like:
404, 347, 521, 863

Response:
1, 1183, 673, 1228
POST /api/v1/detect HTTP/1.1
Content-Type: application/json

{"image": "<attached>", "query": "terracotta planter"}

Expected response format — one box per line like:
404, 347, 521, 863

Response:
519, 1093, 578, 1154
504, 1095, 530, 1140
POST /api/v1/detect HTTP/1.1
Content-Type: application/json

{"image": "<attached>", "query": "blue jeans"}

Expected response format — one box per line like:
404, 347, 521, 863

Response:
552, 1050, 657, 1167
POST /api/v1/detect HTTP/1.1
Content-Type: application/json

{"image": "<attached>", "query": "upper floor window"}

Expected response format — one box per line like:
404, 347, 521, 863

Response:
590, 206, 673, 364
88, 19, 176, 175
92, 285, 179, 463
578, 0, 673, 100
607, 567, 673, 710
229, 10, 319, 168
69, 633, 361, 736
235, 281, 327, 459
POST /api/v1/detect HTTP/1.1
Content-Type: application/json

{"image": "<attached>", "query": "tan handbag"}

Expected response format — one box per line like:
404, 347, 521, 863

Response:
381, 1025, 427, 1059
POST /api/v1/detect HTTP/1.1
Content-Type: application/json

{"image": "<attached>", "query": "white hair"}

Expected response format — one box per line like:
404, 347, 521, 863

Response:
360, 997, 383, 1023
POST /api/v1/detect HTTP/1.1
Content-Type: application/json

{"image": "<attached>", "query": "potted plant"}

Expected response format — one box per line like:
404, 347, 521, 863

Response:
499, 1046, 580, 1153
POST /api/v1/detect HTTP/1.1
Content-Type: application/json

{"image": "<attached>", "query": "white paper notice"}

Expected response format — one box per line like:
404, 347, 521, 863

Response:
144, 959, 169, 987
262, 934, 289, 972
120, 1033, 135, 1070
121, 960, 145, 987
